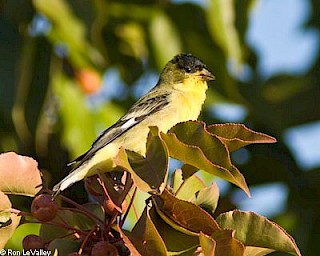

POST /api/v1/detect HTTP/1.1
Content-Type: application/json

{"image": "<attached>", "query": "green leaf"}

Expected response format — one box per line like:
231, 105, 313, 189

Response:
53, 73, 97, 158
114, 126, 169, 194
216, 210, 301, 256
122, 189, 149, 231
60, 207, 99, 231
244, 247, 275, 256
116, 22, 147, 59
153, 189, 220, 236
175, 174, 205, 201
240, 75, 320, 131
207, 123, 276, 152
127, 207, 168, 256
199, 232, 216, 256
40, 223, 68, 244
40, 207, 99, 242
149, 11, 182, 68
181, 164, 199, 180
171, 169, 184, 194
33, 0, 101, 67
4, 223, 41, 251
0, 152, 42, 196
83, 203, 105, 222
161, 121, 250, 196
190, 183, 220, 214
207, 0, 243, 72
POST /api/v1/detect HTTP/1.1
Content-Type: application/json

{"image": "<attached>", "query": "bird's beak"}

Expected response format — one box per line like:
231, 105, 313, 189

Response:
199, 68, 215, 81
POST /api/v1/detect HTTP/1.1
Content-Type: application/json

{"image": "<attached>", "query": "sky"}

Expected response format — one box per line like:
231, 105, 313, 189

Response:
247, 0, 319, 77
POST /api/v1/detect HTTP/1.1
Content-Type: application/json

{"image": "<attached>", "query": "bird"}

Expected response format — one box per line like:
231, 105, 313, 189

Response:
52, 53, 215, 195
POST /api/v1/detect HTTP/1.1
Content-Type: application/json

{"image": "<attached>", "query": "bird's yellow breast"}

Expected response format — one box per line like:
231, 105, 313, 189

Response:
118, 79, 208, 155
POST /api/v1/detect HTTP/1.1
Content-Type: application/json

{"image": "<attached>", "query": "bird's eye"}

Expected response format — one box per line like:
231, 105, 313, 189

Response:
184, 67, 192, 73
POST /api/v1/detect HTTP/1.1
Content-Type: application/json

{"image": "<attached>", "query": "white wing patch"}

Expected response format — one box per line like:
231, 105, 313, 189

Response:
120, 117, 138, 130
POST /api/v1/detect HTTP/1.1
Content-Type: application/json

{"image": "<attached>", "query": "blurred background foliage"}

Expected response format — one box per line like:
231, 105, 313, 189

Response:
0, 0, 319, 254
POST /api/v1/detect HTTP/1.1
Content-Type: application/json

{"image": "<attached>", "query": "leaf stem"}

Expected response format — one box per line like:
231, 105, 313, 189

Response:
59, 195, 105, 227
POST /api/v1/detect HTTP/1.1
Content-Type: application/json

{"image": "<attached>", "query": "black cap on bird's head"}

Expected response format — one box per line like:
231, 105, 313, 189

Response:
172, 53, 206, 73
161, 53, 215, 83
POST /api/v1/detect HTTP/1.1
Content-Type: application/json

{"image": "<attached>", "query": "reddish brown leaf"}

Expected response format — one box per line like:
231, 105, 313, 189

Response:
162, 121, 250, 196
127, 207, 168, 255
207, 123, 276, 152
153, 189, 220, 236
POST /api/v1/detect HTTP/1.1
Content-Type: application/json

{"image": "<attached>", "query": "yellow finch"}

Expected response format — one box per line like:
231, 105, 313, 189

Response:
53, 53, 215, 194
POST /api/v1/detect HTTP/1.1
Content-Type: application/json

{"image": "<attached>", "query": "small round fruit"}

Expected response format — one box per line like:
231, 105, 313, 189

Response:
31, 194, 58, 222
103, 198, 116, 216
22, 234, 45, 250
91, 241, 119, 256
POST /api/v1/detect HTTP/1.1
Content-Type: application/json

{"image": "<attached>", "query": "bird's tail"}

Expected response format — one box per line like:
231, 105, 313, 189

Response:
52, 165, 87, 198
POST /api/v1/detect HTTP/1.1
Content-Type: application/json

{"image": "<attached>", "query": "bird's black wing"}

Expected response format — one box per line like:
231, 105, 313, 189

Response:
69, 91, 170, 167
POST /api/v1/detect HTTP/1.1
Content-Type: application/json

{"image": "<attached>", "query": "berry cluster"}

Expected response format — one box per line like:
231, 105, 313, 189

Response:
22, 174, 132, 255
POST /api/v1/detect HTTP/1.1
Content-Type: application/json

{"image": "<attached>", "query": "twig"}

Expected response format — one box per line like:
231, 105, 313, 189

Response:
9, 208, 32, 217
78, 225, 99, 254
120, 186, 137, 227
59, 195, 105, 227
